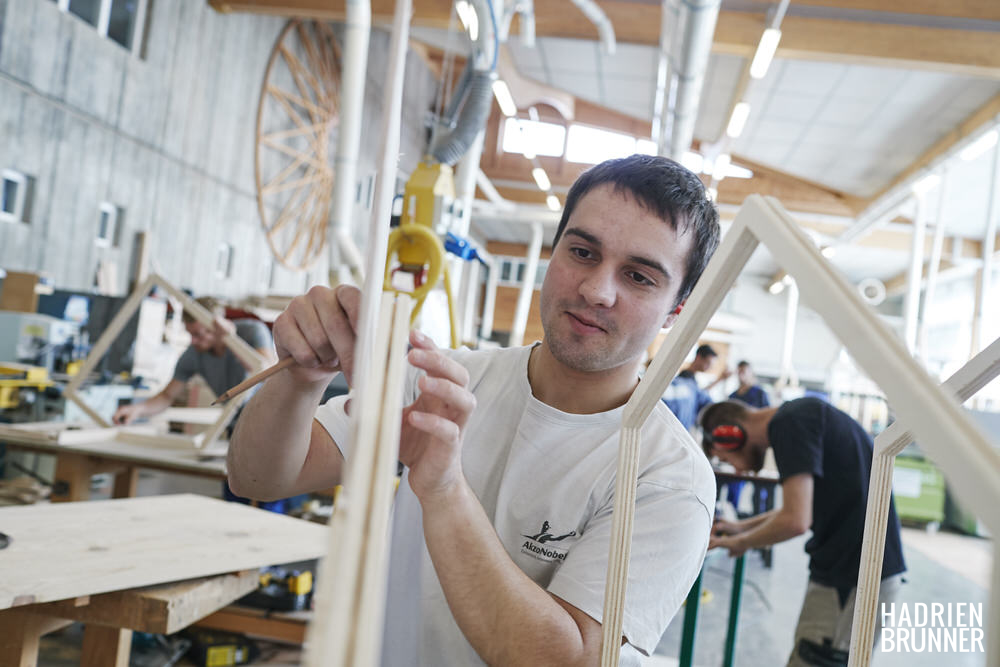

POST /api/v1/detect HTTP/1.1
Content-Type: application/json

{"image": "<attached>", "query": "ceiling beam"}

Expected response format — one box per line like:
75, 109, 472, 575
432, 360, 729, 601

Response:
867, 91, 1000, 206
788, 1, 1000, 22
209, 1, 1000, 78
716, 158, 864, 217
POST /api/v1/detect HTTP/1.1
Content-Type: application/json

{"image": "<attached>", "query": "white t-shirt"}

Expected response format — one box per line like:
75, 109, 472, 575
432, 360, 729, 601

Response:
315, 345, 715, 666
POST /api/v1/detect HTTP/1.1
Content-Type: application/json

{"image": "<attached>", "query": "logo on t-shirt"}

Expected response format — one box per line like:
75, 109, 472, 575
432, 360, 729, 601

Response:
521, 521, 576, 563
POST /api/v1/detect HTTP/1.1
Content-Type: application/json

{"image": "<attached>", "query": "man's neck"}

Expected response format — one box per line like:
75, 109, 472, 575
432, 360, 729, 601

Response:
526, 343, 640, 414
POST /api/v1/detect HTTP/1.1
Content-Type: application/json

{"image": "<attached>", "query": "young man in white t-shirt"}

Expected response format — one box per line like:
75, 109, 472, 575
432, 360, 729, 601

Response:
228, 154, 721, 665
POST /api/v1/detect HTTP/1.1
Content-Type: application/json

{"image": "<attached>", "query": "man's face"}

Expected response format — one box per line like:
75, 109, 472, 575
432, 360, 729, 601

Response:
737, 365, 753, 385
690, 353, 715, 374
712, 443, 766, 473
185, 321, 219, 352
539, 184, 693, 373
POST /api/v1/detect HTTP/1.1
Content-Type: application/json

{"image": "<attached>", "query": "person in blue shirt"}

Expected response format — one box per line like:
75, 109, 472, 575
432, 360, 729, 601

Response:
729, 360, 769, 408
662, 343, 730, 430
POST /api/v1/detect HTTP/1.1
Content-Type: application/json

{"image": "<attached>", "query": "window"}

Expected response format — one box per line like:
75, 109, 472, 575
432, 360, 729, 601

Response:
566, 124, 638, 164
95, 202, 122, 247
1, 170, 33, 224
497, 256, 549, 288
52, 0, 149, 53
216, 243, 234, 280
501, 118, 566, 158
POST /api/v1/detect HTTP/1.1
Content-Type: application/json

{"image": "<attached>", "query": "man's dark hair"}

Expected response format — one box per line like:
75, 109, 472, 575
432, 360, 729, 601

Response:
737, 360, 750, 369
698, 400, 750, 457
552, 154, 720, 307
696, 344, 717, 358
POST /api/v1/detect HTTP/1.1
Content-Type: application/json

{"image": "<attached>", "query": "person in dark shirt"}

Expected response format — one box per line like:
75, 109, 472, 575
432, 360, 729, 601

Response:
662, 343, 730, 430
729, 360, 769, 408
698, 398, 906, 667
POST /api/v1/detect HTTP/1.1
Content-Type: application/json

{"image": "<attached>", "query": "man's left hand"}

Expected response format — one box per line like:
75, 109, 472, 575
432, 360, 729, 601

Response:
709, 534, 748, 558
399, 331, 477, 504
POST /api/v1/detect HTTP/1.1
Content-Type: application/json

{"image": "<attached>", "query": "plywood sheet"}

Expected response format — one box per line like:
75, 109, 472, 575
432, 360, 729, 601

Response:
0, 494, 327, 609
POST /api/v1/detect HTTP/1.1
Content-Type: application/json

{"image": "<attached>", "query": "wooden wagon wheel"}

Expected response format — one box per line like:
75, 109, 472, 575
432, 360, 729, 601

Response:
255, 19, 341, 270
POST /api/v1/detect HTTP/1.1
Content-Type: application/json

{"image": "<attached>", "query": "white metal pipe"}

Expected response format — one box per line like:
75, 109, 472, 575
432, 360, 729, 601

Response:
480, 254, 499, 340
474, 171, 517, 210
651, 0, 675, 148
902, 193, 928, 355
509, 222, 543, 346
454, 131, 486, 237
569, 0, 616, 55
331, 0, 372, 286
778, 278, 799, 388
459, 259, 481, 343
918, 169, 950, 362
976, 141, 1000, 355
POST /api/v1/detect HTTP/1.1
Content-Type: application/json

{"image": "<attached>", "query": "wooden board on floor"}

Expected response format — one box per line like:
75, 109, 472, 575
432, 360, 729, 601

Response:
0, 494, 327, 609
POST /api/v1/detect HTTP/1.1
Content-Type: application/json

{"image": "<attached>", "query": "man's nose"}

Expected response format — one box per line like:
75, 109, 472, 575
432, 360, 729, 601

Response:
579, 268, 616, 308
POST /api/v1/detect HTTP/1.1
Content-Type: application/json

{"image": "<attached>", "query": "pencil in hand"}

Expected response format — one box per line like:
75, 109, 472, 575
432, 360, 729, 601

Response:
212, 356, 297, 405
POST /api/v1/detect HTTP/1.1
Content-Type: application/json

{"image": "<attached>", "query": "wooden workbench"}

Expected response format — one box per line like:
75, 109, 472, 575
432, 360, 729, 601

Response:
0, 494, 328, 666
0, 423, 228, 501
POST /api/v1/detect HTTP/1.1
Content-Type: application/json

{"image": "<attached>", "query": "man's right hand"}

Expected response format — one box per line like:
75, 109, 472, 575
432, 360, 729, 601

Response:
112, 403, 141, 425
272, 285, 362, 387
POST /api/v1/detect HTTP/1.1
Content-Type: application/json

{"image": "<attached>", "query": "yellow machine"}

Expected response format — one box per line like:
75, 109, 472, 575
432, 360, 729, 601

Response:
0, 363, 52, 409
384, 160, 460, 348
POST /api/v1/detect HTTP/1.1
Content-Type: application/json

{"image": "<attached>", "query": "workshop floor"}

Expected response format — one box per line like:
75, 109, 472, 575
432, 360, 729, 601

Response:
651, 526, 993, 667
36, 526, 991, 666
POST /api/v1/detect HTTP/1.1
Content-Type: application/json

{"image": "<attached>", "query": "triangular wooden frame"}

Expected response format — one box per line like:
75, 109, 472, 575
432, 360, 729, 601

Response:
63, 273, 265, 449
599, 195, 1000, 665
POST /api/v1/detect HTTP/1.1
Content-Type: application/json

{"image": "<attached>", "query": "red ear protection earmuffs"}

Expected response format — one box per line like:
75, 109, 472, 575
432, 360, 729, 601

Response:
711, 424, 746, 450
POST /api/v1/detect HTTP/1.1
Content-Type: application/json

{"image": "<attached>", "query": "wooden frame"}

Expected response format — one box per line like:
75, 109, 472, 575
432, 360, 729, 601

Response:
848, 334, 1000, 666
599, 195, 1000, 666
64, 273, 265, 449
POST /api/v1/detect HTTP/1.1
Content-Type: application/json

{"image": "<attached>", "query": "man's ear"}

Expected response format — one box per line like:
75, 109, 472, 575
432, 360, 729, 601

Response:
663, 299, 685, 328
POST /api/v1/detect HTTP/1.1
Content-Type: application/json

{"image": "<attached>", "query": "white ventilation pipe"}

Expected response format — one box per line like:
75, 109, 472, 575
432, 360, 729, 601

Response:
509, 221, 543, 347
654, 0, 721, 160
569, 0, 616, 55
975, 139, 1000, 356
903, 193, 928, 355
331, 0, 371, 285
918, 168, 950, 362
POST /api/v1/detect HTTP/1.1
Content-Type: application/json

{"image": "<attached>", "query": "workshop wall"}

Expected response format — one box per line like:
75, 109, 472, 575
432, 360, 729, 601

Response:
0, 0, 438, 299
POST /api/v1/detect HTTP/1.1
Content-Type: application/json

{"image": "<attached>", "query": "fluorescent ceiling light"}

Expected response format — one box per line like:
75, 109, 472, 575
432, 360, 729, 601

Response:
913, 172, 940, 196
727, 164, 754, 179
768, 280, 785, 295
532, 167, 551, 191
726, 102, 751, 139
681, 151, 704, 173
749, 28, 782, 79
492, 80, 517, 117
960, 129, 998, 162
712, 153, 732, 181
455, 0, 479, 41
821, 246, 836, 258
546, 194, 561, 211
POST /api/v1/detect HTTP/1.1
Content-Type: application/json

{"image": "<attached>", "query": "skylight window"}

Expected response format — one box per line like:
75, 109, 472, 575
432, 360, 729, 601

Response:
566, 125, 637, 164
501, 118, 566, 158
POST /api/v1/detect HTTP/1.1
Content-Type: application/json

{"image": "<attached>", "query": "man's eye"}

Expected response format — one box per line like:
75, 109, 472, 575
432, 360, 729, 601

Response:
570, 247, 593, 260
629, 271, 654, 286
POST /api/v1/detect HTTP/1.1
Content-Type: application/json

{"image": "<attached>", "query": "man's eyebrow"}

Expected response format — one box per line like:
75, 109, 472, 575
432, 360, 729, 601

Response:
563, 228, 671, 280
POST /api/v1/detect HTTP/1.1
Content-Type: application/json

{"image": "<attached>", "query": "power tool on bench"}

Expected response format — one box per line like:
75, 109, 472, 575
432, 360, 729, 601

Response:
238, 565, 314, 612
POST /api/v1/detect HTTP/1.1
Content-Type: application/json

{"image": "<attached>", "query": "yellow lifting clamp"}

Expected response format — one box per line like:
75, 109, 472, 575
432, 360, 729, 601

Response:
384, 160, 460, 348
